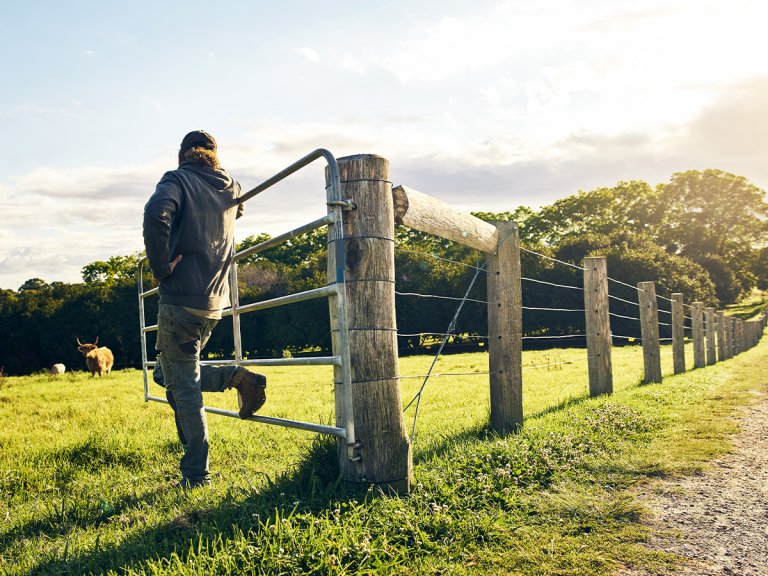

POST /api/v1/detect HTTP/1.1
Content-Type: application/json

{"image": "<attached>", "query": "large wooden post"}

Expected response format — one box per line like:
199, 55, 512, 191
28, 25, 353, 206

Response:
638, 281, 662, 384
327, 154, 411, 494
671, 293, 686, 374
583, 257, 613, 396
692, 302, 705, 368
487, 222, 523, 434
725, 316, 735, 359
704, 307, 717, 366
736, 319, 744, 355
716, 311, 726, 361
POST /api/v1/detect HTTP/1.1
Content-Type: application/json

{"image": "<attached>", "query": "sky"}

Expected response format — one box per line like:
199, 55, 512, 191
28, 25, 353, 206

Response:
1, 0, 767, 291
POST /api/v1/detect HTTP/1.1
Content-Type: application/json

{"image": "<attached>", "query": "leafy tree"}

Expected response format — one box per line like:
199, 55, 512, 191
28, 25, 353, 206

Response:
18, 278, 48, 292
82, 253, 144, 287
522, 181, 664, 245
658, 169, 768, 302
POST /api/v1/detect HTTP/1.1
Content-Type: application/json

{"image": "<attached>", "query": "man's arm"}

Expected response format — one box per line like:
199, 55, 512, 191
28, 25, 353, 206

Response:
143, 174, 183, 280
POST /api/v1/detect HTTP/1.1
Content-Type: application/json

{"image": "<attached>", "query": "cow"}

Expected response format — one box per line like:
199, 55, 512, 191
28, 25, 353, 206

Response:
50, 363, 66, 375
76, 337, 114, 377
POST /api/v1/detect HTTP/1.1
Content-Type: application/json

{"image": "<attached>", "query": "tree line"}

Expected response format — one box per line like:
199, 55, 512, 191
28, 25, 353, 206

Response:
1, 168, 765, 376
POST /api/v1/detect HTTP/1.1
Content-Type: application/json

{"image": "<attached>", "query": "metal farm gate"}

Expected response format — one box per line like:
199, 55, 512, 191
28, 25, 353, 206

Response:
137, 149, 359, 459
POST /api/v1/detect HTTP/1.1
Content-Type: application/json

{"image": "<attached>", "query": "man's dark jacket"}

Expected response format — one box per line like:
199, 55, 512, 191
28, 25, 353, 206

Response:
143, 162, 244, 311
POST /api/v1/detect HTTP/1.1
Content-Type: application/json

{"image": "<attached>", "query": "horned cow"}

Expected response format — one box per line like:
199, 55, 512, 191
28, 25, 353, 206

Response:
50, 363, 66, 375
76, 337, 114, 377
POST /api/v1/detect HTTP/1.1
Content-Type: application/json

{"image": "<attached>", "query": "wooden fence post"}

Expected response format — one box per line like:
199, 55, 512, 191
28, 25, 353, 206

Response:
327, 154, 412, 494
705, 307, 716, 365
716, 311, 726, 361
726, 316, 735, 359
671, 293, 685, 374
583, 256, 613, 396
736, 319, 745, 355
692, 302, 705, 368
638, 281, 662, 383
487, 222, 523, 434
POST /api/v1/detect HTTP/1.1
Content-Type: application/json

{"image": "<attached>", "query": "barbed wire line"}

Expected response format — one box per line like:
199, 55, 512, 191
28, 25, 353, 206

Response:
403, 260, 486, 442
523, 306, 586, 313
397, 332, 488, 340
395, 290, 488, 305
609, 312, 641, 321
399, 371, 492, 380
657, 308, 673, 316
522, 276, 584, 291
520, 247, 586, 271
394, 245, 486, 272
522, 333, 588, 340
612, 334, 641, 341
607, 276, 645, 293
608, 294, 640, 307
656, 293, 676, 303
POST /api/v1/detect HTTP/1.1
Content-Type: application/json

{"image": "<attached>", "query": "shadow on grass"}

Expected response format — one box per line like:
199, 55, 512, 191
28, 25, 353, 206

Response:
409, 393, 596, 464
527, 393, 592, 420
22, 436, 367, 576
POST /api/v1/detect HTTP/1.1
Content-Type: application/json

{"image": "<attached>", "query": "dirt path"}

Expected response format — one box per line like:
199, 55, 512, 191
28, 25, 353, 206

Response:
626, 388, 768, 575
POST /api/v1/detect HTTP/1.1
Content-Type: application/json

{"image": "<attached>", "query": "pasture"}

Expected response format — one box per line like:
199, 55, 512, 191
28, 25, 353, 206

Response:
0, 339, 764, 575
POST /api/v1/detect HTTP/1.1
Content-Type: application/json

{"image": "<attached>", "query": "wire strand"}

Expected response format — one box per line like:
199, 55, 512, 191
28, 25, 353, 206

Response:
522, 276, 584, 291
395, 246, 485, 272
608, 294, 640, 307
609, 312, 641, 321
395, 290, 488, 305
403, 256, 486, 442
607, 277, 644, 292
520, 247, 586, 271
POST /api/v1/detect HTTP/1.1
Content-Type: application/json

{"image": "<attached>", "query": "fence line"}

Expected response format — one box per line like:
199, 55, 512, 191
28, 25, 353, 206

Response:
139, 156, 768, 494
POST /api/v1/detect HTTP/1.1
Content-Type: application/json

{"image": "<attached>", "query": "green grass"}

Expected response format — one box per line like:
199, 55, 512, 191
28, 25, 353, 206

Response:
726, 288, 768, 319
0, 336, 765, 575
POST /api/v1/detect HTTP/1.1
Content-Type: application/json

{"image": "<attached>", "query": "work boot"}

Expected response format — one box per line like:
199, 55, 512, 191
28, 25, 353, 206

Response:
233, 371, 267, 419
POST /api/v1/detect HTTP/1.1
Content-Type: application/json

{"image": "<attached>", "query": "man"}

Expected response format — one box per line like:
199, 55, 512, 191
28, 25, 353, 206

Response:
143, 130, 266, 488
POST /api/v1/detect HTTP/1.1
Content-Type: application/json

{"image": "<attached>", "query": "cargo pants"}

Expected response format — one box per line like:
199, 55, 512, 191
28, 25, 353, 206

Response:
154, 303, 245, 487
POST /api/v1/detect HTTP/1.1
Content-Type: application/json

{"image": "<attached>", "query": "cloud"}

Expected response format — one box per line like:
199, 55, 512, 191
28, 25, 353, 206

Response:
3, 69, 767, 291
294, 46, 319, 62
0, 162, 165, 289
668, 76, 768, 189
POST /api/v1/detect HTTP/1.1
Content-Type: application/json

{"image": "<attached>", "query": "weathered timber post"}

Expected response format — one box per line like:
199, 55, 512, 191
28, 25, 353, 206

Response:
705, 307, 716, 366
692, 302, 705, 368
327, 154, 411, 494
726, 316, 735, 359
736, 319, 745, 355
671, 293, 686, 374
716, 311, 726, 361
638, 281, 662, 383
487, 222, 524, 433
391, 185, 521, 434
583, 257, 613, 396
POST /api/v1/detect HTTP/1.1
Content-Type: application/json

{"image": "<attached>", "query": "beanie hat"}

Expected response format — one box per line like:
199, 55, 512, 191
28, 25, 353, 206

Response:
180, 130, 217, 153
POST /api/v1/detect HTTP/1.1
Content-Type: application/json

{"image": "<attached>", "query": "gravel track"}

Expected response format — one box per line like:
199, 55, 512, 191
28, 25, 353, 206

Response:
624, 388, 768, 575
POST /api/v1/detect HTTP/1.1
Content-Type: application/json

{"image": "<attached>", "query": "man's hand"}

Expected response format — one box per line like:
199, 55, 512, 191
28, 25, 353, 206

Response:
169, 254, 183, 274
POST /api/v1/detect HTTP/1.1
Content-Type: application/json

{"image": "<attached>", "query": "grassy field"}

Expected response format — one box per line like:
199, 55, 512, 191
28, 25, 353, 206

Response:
725, 288, 768, 319
0, 336, 765, 575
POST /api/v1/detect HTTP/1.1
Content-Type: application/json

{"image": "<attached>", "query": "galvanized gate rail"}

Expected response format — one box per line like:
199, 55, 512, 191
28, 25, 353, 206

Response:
137, 149, 357, 457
